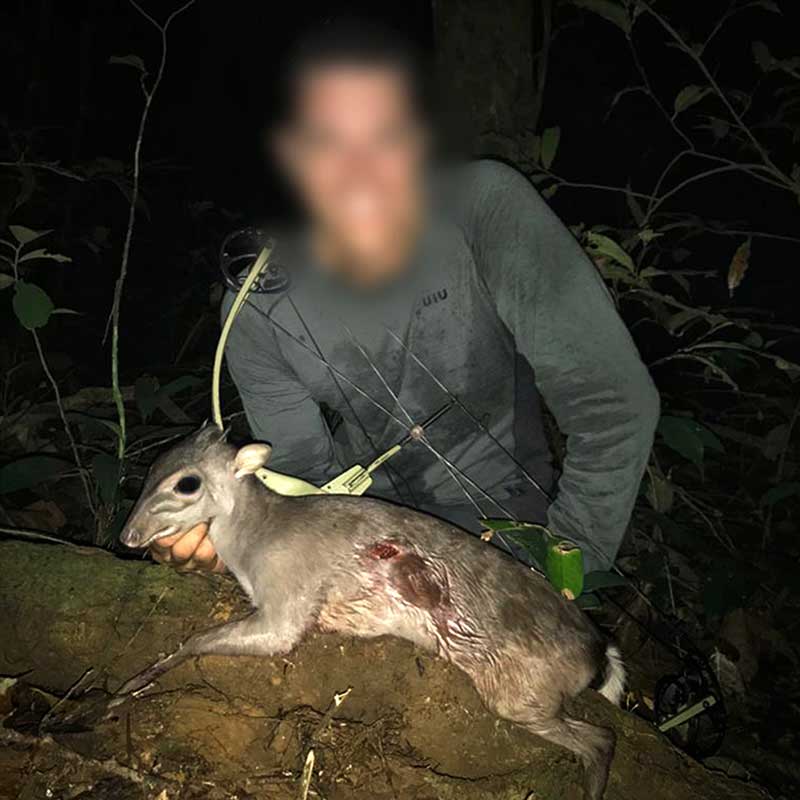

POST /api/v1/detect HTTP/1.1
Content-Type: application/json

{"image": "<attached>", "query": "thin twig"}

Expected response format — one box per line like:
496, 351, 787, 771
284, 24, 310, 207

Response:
106, 0, 197, 463
298, 749, 315, 800
701, 0, 738, 52
0, 525, 82, 547
627, 34, 693, 150
115, 586, 170, 664
674, 486, 736, 553
694, 227, 800, 246
310, 686, 352, 741
647, 163, 782, 221
0, 160, 88, 182
31, 330, 96, 515
38, 667, 95, 732
537, 169, 658, 203
0, 727, 177, 790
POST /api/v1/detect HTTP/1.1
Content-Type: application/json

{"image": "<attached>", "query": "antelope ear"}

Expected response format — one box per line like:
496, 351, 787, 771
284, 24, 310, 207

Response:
234, 443, 272, 479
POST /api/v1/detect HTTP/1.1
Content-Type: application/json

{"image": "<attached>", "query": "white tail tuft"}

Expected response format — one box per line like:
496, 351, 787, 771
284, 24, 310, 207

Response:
598, 644, 626, 706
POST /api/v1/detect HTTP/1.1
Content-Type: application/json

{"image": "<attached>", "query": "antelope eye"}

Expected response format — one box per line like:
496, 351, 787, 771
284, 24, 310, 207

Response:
175, 475, 202, 495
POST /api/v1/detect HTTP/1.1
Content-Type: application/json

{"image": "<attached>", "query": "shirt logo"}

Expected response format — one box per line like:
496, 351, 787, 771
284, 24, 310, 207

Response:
421, 288, 449, 308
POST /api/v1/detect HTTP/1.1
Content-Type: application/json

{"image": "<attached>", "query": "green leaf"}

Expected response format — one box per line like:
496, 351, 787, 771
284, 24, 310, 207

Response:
9, 225, 51, 246
91, 453, 121, 507
657, 415, 724, 466
545, 540, 584, 599
67, 412, 122, 440
638, 228, 662, 245
582, 570, 628, 593
135, 374, 202, 423
159, 375, 203, 397
645, 464, 674, 513
764, 424, 790, 461
0, 274, 13, 290
761, 482, 800, 508
777, 56, 800, 75
12, 281, 54, 330
19, 248, 72, 264
625, 184, 644, 226
752, 40, 774, 71
109, 54, 146, 72
481, 519, 551, 569
673, 85, 711, 115
135, 375, 161, 423
666, 307, 706, 334
531, 135, 542, 165
571, 0, 630, 34
694, 422, 725, 453
0, 455, 72, 494
541, 126, 561, 170
703, 560, 760, 617
576, 592, 601, 610
710, 118, 730, 140
586, 231, 635, 271
773, 356, 800, 379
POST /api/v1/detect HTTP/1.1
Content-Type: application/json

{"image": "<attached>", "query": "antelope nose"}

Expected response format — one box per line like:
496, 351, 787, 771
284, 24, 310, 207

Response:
120, 524, 141, 548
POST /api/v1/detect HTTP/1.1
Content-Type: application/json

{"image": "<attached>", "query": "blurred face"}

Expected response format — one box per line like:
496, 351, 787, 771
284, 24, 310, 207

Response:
276, 63, 427, 287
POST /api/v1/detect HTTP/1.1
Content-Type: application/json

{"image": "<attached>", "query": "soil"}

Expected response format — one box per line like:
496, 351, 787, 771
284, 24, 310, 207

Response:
0, 540, 771, 800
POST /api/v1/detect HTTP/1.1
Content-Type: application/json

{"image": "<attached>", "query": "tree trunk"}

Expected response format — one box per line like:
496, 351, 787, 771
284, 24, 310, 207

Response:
0, 539, 768, 800
432, 0, 537, 158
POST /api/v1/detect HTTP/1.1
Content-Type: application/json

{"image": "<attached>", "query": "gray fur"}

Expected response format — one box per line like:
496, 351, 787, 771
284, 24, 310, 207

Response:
118, 428, 621, 799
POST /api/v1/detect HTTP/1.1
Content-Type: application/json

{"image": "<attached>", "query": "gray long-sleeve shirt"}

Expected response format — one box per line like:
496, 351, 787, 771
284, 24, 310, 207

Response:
223, 160, 660, 571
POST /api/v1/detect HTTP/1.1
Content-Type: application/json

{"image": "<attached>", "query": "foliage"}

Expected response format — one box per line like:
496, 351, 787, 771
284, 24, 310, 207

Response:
0, 0, 200, 545
519, 0, 800, 644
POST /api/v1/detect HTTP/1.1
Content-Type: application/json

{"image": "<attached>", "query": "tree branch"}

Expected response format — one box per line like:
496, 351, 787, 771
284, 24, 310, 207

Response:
640, 1, 791, 186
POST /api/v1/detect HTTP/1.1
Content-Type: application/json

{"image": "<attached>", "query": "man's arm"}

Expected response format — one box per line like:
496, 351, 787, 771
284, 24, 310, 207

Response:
467, 160, 660, 571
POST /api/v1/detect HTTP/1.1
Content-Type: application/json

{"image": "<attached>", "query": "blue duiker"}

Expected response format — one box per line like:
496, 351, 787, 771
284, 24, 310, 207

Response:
118, 425, 624, 799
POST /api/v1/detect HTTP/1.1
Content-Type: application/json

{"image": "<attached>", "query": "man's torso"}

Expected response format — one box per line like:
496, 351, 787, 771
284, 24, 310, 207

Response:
242, 202, 554, 508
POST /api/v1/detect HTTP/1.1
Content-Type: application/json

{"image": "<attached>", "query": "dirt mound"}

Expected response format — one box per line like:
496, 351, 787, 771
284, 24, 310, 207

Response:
0, 540, 769, 799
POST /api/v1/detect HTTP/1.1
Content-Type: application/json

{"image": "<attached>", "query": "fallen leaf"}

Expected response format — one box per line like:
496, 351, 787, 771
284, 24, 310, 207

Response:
719, 609, 763, 684
10, 499, 67, 532
710, 648, 746, 698
727, 238, 751, 297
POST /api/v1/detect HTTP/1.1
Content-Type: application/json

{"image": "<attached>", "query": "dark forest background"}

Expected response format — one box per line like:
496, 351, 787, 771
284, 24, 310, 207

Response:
1, 0, 799, 795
